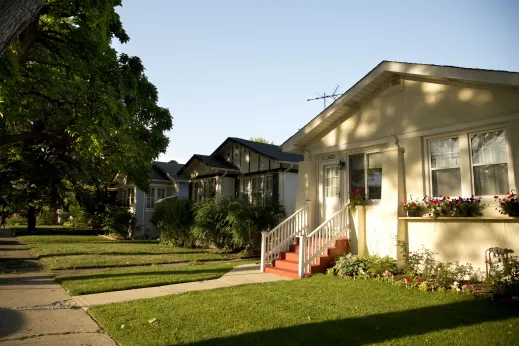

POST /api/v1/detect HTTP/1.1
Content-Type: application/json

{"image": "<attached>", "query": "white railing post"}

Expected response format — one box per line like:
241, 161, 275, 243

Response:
260, 231, 267, 272
298, 235, 306, 278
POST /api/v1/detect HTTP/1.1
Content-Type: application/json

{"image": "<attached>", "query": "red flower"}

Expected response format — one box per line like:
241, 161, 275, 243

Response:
494, 196, 499, 199
412, 203, 417, 208
418, 278, 423, 283
409, 251, 412, 254
406, 278, 411, 283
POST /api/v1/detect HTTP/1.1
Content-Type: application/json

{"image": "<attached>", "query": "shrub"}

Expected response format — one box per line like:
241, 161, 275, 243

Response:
67, 204, 90, 229
487, 255, 519, 298
365, 255, 397, 276
6, 214, 27, 225
192, 198, 235, 251
191, 197, 285, 253
151, 199, 195, 247
401, 196, 428, 217
36, 207, 57, 225
328, 253, 368, 278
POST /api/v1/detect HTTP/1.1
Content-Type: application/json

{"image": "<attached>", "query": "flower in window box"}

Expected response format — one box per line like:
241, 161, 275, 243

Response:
495, 190, 519, 217
348, 189, 364, 211
401, 196, 428, 217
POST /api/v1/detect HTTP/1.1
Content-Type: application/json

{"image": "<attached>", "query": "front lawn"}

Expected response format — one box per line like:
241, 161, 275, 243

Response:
90, 276, 519, 346
57, 261, 255, 295
19, 235, 232, 270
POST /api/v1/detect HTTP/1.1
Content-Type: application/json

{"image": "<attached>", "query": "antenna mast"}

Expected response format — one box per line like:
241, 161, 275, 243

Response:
307, 85, 341, 109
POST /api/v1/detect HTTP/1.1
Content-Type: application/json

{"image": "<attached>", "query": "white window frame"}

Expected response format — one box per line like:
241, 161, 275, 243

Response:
424, 126, 514, 199
240, 174, 274, 206
428, 136, 462, 198
469, 129, 510, 197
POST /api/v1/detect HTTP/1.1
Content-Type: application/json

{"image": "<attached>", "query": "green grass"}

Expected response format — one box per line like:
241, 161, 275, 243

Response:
90, 276, 519, 346
18, 235, 232, 270
56, 261, 255, 295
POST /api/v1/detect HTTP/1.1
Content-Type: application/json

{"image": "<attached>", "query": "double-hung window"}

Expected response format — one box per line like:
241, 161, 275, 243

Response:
146, 188, 155, 209
349, 152, 382, 200
430, 137, 461, 197
251, 176, 264, 206
471, 130, 509, 196
428, 129, 510, 197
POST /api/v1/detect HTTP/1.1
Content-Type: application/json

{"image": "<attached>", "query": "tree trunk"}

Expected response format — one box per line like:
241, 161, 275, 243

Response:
27, 205, 36, 232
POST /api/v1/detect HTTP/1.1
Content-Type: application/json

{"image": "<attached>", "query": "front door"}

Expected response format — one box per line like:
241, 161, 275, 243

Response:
324, 164, 341, 220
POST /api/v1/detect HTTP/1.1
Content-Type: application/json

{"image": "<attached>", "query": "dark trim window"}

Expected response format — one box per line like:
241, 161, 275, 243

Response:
349, 153, 382, 200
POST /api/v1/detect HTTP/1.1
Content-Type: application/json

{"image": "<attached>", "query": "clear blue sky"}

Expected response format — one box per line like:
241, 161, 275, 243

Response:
113, 0, 519, 164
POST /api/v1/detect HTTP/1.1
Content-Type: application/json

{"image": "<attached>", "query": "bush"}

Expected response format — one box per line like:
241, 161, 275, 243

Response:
192, 198, 236, 251
6, 214, 27, 225
96, 205, 133, 238
365, 255, 397, 276
487, 255, 519, 298
36, 207, 57, 225
191, 197, 286, 253
151, 199, 195, 247
328, 253, 396, 279
67, 204, 90, 229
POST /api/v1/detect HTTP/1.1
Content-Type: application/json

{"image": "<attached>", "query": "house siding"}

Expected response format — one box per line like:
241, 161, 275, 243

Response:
294, 76, 519, 271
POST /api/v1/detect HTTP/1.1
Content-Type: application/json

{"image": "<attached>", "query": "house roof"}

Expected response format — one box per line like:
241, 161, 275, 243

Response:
282, 61, 519, 153
177, 154, 240, 177
152, 161, 188, 181
213, 137, 303, 163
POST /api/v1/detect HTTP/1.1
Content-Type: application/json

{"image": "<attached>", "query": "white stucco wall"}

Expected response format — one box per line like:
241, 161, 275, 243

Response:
293, 76, 519, 264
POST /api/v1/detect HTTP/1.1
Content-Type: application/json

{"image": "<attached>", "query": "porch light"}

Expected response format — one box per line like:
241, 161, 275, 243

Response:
338, 160, 345, 170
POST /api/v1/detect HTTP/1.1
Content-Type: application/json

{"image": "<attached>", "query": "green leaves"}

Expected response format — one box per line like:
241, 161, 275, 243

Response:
1, 0, 173, 215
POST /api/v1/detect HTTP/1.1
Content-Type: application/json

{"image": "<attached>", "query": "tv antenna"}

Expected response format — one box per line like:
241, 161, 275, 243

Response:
307, 85, 341, 109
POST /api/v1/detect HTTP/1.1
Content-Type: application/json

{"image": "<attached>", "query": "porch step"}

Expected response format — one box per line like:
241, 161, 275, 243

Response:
266, 237, 349, 279
264, 266, 301, 279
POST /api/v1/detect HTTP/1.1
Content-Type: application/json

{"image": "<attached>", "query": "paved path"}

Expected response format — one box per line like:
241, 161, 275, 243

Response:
0, 235, 115, 345
74, 264, 292, 308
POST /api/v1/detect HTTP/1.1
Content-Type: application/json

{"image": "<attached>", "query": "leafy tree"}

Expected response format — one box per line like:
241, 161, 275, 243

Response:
249, 137, 274, 144
0, 0, 172, 231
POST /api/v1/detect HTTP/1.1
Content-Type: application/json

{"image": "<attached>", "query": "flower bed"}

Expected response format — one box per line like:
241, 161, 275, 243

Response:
327, 241, 519, 301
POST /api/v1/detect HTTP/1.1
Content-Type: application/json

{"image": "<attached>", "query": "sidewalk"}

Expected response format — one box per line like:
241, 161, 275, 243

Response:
73, 264, 292, 308
0, 235, 115, 345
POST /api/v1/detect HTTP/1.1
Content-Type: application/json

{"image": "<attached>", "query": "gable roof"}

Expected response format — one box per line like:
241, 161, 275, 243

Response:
282, 61, 519, 153
177, 154, 240, 177
152, 161, 188, 181
212, 137, 303, 163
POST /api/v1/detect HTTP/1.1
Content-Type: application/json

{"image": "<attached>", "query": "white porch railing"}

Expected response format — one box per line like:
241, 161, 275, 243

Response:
298, 204, 350, 278
260, 206, 309, 271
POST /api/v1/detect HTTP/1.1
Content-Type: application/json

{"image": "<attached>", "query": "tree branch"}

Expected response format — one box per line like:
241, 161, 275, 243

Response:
0, 132, 59, 147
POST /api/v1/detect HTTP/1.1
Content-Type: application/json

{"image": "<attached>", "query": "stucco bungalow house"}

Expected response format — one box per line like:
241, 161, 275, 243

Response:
178, 137, 303, 215
261, 61, 519, 278
117, 160, 189, 238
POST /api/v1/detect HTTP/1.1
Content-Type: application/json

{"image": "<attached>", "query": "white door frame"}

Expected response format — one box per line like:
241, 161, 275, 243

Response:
318, 157, 345, 224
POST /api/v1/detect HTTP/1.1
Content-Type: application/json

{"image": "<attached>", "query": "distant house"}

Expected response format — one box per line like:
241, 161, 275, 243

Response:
178, 137, 303, 215
117, 160, 189, 238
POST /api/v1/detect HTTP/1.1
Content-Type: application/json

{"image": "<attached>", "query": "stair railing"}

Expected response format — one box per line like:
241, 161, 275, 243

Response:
260, 205, 308, 272
298, 204, 350, 278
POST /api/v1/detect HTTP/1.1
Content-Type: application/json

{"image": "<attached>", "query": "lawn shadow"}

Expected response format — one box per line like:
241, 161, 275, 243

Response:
187, 300, 519, 346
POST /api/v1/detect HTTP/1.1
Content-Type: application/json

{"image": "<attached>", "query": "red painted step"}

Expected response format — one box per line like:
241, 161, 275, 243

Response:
265, 238, 349, 279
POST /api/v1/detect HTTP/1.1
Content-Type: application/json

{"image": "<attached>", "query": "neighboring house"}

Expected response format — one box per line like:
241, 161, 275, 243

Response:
178, 137, 303, 215
262, 61, 519, 278
117, 160, 189, 238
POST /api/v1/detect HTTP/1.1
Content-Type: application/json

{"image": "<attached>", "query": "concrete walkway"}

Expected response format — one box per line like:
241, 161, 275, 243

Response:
0, 235, 115, 345
74, 264, 292, 308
